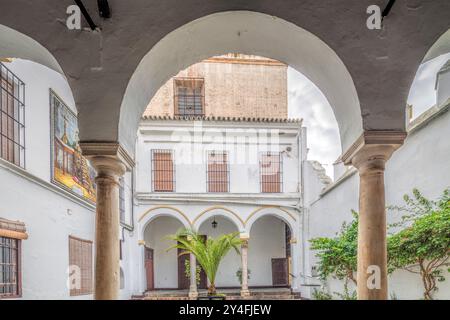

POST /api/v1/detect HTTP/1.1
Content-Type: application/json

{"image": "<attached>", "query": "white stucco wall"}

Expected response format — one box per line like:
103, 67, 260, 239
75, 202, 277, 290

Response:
305, 104, 450, 300
136, 120, 301, 194
0, 60, 138, 299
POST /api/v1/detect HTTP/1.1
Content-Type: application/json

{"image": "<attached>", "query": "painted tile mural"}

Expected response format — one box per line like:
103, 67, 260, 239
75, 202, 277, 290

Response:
50, 90, 96, 203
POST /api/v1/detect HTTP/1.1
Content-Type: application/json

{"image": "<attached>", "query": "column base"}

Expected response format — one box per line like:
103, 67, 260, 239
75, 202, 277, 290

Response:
240, 289, 251, 297
189, 287, 199, 300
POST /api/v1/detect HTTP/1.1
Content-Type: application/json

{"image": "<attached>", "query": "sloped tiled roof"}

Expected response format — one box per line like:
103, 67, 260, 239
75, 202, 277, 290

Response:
141, 115, 302, 123
142, 115, 302, 123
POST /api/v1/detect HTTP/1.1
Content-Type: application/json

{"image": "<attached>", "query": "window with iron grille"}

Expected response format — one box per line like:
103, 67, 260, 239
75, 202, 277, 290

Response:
0, 236, 21, 298
151, 149, 175, 192
174, 78, 205, 116
260, 152, 283, 193
119, 177, 126, 224
207, 151, 229, 192
69, 236, 93, 296
0, 63, 25, 168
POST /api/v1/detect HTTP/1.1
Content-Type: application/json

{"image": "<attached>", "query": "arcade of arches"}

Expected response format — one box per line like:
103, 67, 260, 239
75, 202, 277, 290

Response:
1, 2, 450, 300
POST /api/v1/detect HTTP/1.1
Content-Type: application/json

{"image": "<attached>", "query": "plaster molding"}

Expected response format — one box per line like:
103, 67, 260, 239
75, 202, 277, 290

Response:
0, 229, 28, 240
79, 141, 135, 170
192, 206, 245, 230
204, 55, 286, 67
245, 206, 297, 224
341, 130, 407, 165
138, 205, 192, 227
239, 232, 250, 240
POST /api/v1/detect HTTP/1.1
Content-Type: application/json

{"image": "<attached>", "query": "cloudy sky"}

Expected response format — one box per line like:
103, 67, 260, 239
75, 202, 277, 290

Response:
287, 52, 450, 179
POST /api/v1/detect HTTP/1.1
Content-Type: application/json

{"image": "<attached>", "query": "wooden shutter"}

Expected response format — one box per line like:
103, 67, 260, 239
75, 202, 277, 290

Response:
1, 78, 15, 165
152, 150, 174, 192
260, 153, 282, 193
69, 236, 93, 296
207, 151, 229, 192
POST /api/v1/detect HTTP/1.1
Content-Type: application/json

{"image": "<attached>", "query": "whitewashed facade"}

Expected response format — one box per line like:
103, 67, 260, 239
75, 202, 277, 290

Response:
134, 117, 304, 292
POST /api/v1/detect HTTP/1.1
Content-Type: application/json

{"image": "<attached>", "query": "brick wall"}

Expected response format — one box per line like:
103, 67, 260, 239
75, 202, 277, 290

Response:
144, 54, 288, 119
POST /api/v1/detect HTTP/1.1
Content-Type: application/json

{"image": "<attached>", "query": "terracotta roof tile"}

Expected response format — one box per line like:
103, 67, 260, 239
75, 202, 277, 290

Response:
141, 115, 302, 124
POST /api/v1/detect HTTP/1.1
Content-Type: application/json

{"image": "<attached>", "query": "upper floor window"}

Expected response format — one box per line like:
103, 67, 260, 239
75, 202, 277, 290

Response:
0, 236, 21, 298
119, 177, 126, 224
174, 78, 205, 116
68, 236, 93, 296
151, 149, 175, 192
207, 151, 229, 193
0, 63, 25, 168
260, 152, 283, 193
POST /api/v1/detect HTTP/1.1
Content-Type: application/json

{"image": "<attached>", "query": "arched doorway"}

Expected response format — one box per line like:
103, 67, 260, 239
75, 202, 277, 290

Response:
248, 216, 293, 288
142, 215, 185, 290
197, 216, 241, 288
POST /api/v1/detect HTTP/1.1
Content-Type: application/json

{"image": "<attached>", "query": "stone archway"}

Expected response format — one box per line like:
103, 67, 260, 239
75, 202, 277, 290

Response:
197, 215, 241, 289
2, 2, 449, 300
141, 215, 187, 291
119, 11, 361, 154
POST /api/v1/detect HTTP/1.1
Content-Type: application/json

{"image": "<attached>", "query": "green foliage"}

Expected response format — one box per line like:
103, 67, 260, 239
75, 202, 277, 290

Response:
309, 210, 358, 285
387, 188, 450, 300
311, 288, 333, 300
167, 228, 242, 295
333, 282, 357, 300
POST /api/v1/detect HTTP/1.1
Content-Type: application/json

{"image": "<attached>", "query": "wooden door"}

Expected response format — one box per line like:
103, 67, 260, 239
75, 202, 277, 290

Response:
272, 258, 289, 287
145, 247, 154, 291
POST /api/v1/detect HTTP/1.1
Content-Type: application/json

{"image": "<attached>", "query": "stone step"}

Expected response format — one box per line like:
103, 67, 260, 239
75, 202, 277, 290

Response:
139, 290, 302, 300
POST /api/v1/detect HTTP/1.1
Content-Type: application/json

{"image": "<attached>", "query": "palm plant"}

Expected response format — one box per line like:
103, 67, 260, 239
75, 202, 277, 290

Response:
167, 228, 242, 295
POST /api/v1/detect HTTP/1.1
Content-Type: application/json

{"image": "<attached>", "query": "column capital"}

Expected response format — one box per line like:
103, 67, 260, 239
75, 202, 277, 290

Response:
79, 141, 135, 171
341, 130, 407, 167
240, 233, 250, 247
88, 156, 127, 180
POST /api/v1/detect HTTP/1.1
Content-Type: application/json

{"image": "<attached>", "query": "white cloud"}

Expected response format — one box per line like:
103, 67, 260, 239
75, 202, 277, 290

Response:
287, 67, 341, 179
407, 53, 450, 118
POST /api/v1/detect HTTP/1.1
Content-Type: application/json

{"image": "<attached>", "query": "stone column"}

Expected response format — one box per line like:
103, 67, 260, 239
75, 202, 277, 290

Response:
189, 253, 198, 299
90, 156, 126, 300
240, 237, 250, 297
80, 142, 133, 300
342, 132, 406, 300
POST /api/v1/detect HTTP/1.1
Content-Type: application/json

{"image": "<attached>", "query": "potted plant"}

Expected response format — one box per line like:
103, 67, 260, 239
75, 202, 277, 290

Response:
167, 228, 242, 299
